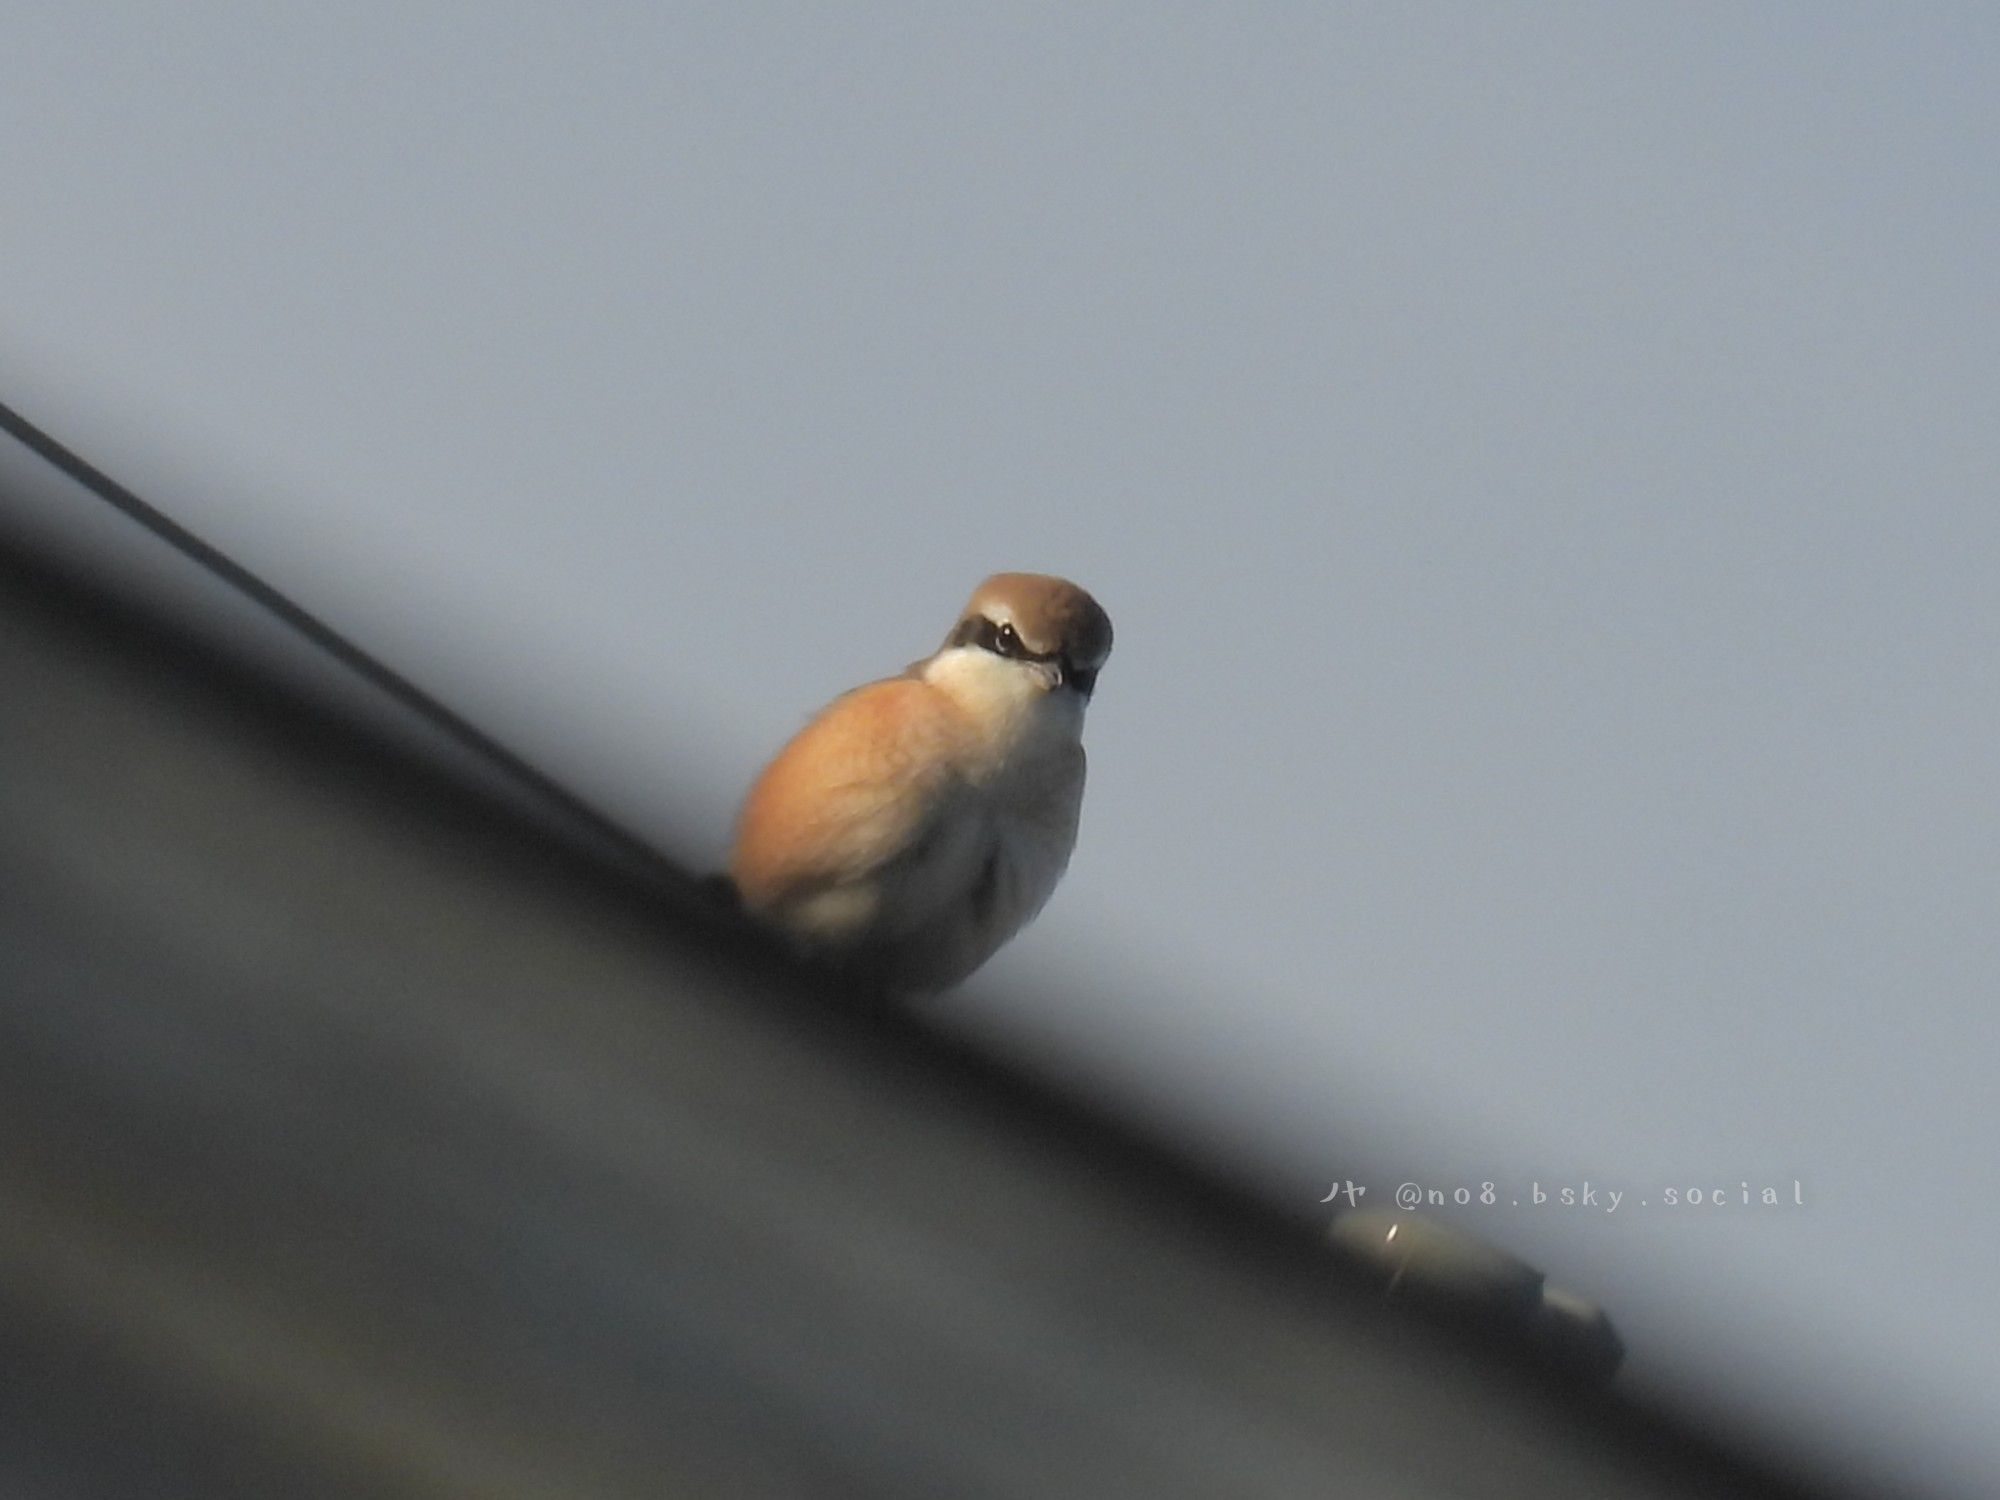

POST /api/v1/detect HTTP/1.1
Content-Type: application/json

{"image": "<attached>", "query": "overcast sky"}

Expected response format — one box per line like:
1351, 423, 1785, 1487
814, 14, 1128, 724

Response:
6, 7, 1997, 1495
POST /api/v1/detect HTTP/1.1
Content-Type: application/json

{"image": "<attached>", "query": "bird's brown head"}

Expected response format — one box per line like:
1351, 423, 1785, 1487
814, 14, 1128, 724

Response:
945, 573, 1113, 698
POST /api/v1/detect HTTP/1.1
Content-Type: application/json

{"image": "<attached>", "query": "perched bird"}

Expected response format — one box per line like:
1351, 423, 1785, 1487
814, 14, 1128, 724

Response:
730, 573, 1112, 994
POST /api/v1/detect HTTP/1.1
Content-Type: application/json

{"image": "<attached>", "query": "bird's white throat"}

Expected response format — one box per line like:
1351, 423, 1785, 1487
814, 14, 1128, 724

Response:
921, 646, 1082, 776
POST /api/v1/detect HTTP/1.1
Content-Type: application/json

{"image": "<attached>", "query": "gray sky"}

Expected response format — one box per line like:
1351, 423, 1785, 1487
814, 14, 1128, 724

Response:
6, 7, 1997, 1494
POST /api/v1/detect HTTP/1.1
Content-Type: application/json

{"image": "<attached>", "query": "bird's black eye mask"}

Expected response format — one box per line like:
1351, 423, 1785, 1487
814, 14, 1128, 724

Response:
949, 615, 1098, 698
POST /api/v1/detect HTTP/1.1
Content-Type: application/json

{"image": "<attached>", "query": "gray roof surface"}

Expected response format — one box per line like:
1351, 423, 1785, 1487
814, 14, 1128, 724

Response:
0, 516, 1844, 1499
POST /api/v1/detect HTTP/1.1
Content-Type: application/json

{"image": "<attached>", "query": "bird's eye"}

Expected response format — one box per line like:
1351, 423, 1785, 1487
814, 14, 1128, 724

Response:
994, 622, 1022, 656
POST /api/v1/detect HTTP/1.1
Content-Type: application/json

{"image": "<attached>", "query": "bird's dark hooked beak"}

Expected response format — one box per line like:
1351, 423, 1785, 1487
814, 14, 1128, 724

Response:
1061, 657, 1098, 699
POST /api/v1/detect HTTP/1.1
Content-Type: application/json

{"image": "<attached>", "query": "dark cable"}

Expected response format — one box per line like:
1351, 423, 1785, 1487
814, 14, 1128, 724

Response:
0, 397, 683, 886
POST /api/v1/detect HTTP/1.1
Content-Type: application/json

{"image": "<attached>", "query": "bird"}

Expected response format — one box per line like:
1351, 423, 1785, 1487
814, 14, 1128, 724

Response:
729, 572, 1112, 995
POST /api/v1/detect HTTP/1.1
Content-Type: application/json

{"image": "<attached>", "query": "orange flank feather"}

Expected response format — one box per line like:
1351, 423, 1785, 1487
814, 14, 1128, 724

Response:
729, 677, 971, 913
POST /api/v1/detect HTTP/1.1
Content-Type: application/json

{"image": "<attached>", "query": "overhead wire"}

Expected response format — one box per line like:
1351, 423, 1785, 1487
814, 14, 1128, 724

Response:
0, 397, 685, 888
